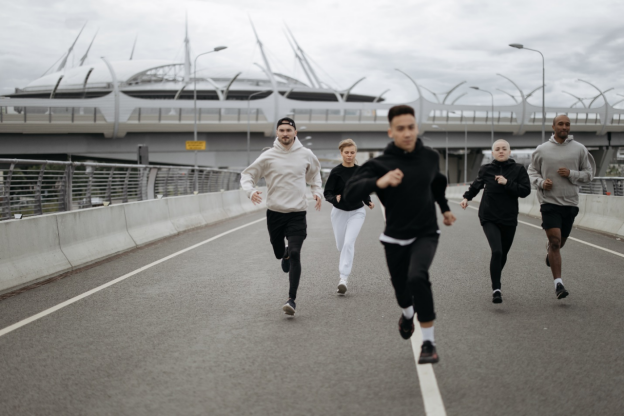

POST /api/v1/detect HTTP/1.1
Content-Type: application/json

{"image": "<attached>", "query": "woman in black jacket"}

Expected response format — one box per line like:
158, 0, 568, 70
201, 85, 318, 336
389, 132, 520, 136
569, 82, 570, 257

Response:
460, 139, 531, 303
324, 139, 374, 295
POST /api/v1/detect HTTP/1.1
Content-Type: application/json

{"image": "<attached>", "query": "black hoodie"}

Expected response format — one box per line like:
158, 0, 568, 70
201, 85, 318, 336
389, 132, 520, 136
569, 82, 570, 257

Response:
462, 158, 531, 226
324, 164, 372, 211
343, 139, 450, 240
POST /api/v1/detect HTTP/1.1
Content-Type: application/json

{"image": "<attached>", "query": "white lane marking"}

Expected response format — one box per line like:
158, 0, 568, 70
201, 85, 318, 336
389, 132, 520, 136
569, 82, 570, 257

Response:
0, 217, 266, 339
411, 331, 447, 416
379, 202, 447, 416
449, 200, 624, 259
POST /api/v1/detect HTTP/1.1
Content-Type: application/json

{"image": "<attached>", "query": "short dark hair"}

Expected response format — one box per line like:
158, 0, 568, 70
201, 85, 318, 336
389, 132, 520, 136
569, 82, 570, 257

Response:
388, 105, 415, 124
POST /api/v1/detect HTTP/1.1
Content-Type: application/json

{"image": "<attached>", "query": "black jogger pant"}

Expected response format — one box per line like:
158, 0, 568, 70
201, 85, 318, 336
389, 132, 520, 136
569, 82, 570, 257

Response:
382, 233, 439, 323
482, 222, 517, 291
267, 210, 307, 300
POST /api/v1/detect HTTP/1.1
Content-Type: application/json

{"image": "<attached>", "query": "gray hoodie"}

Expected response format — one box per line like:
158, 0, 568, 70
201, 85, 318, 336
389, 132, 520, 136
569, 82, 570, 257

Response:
240, 137, 322, 213
527, 134, 593, 207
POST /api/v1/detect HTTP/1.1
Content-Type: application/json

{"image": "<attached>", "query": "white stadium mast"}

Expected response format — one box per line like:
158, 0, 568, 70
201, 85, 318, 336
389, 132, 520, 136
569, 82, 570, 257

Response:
57, 22, 87, 72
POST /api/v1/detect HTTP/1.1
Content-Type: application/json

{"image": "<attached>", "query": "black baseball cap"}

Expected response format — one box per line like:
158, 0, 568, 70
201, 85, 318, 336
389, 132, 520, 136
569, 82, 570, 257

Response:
276, 117, 296, 130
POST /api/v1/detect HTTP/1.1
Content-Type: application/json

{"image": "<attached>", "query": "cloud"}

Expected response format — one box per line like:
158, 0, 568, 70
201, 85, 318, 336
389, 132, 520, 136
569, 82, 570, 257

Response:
1, 0, 622, 108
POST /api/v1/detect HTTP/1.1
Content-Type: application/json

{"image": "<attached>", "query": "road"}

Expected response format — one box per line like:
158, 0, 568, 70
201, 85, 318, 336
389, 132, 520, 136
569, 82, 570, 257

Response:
1, 196, 623, 415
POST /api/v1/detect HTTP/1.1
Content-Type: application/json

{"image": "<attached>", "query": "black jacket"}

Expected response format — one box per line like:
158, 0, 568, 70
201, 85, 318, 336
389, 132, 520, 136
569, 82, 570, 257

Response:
462, 159, 531, 226
324, 164, 372, 211
344, 140, 450, 240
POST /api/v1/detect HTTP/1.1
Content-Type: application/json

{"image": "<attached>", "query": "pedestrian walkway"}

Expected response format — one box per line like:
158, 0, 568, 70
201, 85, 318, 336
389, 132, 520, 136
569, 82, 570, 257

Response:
0, 198, 623, 416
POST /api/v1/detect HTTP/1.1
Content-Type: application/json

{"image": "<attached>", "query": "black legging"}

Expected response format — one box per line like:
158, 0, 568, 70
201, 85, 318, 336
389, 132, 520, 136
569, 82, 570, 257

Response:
482, 222, 517, 291
271, 235, 305, 300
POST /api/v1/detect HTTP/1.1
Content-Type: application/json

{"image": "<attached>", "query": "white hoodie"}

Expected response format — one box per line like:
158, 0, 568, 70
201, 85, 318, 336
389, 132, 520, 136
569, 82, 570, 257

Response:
240, 137, 322, 213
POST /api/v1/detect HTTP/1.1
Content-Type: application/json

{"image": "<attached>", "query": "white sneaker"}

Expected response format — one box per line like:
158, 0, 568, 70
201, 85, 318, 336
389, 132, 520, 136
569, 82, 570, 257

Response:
337, 281, 348, 295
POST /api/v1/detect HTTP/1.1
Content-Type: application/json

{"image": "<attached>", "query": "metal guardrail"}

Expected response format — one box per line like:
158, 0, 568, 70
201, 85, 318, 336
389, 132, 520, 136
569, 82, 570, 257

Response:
579, 177, 624, 196
0, 158, 242, 221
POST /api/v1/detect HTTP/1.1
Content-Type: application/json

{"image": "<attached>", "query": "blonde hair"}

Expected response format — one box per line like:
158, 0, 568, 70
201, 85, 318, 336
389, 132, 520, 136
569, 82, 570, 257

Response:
339, 139, 359, 165
338, 138, 357, 152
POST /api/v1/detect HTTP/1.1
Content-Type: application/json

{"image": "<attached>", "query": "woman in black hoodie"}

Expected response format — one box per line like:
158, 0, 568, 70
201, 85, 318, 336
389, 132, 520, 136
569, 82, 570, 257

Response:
324, 139, 374, 296
460, 139, 531, 303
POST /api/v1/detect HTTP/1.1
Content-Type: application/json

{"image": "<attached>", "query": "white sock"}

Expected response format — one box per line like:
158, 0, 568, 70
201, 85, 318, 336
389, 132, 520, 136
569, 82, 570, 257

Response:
493, 289, 501, 294
554, 278, 563, 288
402, 306, 414, 320
421, 326, 435, 344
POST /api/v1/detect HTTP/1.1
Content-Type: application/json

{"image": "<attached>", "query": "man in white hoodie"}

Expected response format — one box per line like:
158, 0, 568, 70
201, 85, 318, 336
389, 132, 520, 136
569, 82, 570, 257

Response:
528, 115, 593, 299
241, 117, 323, 316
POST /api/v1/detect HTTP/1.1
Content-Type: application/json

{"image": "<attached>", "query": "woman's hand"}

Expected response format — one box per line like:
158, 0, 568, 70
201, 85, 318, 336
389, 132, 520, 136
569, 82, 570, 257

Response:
368, 201, 375, 209
495, 175, 507, 185
460, 199, 468, 209
336, 195, 341, 202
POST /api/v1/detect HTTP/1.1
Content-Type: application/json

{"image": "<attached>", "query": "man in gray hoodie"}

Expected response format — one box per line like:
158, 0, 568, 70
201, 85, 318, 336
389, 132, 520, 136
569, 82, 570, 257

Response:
241, 117, 323, 316
527, 115, 593, 299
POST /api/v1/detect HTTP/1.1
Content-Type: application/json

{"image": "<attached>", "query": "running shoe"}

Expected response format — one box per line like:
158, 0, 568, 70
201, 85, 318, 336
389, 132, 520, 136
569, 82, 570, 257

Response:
281, 246, 290, 273
337, 281, 347, 296
555, 282, 569, 299
546, 242, 550, 267
398, 314, 415, 340
282, 298, 296, 316
418, 341, 439, 364
492, 290, 502, 304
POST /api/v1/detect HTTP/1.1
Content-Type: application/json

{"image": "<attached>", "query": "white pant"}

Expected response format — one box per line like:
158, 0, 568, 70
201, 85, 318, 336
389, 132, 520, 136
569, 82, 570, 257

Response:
331, 206, 366, 282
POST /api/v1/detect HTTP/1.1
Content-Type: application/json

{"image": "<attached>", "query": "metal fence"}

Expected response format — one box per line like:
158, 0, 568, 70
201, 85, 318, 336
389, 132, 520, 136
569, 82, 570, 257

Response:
0, 159, 242, 221
579, 177, 624, 197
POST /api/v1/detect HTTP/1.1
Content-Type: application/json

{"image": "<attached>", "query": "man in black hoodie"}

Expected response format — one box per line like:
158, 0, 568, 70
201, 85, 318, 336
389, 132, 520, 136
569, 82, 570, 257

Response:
344, 105, 455, 364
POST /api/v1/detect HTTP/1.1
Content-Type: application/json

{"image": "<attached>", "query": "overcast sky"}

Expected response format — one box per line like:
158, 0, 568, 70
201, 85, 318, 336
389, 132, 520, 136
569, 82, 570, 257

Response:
1, 0, 623, 108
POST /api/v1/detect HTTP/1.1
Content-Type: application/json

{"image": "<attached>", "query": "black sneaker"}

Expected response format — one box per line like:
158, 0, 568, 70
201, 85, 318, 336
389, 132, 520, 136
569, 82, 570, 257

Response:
555, 282, 569, 299
398, 314, 414, 340
337, 282, 347, 295
282, 298, 296, 316
492, 290, 502, 304
281, 246, 290, 273
418, 341, 439, 364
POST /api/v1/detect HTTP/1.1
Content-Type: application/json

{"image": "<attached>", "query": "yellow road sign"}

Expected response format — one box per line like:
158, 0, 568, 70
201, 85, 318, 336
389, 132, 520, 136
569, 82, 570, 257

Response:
186, 141, 206, 150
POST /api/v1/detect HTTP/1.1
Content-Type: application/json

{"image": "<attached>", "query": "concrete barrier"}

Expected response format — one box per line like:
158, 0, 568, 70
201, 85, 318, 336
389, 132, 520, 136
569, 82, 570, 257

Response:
577, 194, 624, 237
124, 199, 178, 246
198, 192, 227, 225
518, 191, 536, 216
222, 189, 246, 218
56, 205, 136, 268
447, 184, 624, 237
0, 215, 73, 293
166, 195, 206, 232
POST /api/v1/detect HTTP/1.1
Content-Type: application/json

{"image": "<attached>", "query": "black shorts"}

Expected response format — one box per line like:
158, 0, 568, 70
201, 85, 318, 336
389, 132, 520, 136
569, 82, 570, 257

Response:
266, 209, 307, 242
540, 203, 579, 239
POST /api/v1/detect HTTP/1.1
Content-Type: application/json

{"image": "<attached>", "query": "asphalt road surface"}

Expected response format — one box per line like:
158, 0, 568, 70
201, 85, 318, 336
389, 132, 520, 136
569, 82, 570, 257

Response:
1, 196, 623, 416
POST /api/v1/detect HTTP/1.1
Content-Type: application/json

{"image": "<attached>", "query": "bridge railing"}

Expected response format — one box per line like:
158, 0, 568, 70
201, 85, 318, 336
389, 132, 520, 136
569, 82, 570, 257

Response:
580, 177, 624, 197
0, 158, 242, 221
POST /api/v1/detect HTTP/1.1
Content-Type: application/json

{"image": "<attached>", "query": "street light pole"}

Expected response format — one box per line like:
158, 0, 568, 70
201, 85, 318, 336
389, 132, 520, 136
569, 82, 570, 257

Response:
470, 86, 495, 145
432, 124, 448, 179
193, 46, 227, 191
246, 90, 271, 166
464, 124, 468, 183
509, 43, 546, 142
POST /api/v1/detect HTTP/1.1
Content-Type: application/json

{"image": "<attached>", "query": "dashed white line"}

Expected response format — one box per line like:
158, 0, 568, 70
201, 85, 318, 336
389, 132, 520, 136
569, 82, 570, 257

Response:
0, 217, 266, 339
